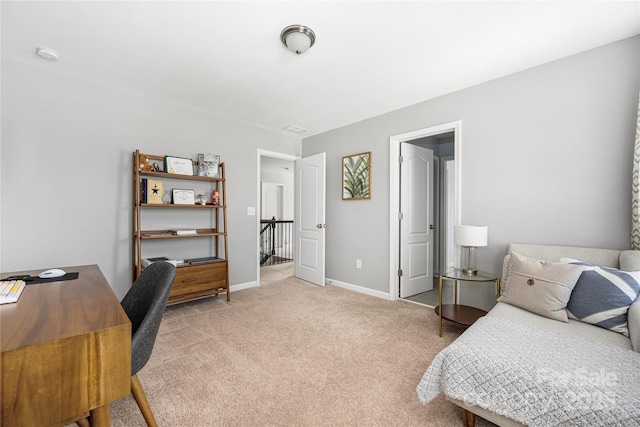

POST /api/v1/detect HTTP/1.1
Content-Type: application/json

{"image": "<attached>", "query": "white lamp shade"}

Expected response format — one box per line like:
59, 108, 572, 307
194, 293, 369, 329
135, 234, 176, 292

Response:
454, 225, 488, 247
284, 32, 312, 54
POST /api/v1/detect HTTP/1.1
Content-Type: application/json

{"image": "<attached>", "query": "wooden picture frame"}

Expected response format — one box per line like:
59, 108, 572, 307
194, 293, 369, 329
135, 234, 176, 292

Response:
342, 152, 371, 200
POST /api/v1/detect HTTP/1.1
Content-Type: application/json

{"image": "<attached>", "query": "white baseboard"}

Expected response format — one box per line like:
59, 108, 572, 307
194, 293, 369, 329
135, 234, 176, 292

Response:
230, 281, 257, 292
231, 278, 391, 301
325, 277, 392, 300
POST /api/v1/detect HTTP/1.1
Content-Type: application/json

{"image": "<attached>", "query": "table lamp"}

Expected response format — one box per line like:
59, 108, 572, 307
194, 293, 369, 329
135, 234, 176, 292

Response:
454, 225, 488, 276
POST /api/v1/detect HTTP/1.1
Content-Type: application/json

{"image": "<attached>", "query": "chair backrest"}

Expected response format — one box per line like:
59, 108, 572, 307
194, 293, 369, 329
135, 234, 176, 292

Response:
120, 262, 176, 375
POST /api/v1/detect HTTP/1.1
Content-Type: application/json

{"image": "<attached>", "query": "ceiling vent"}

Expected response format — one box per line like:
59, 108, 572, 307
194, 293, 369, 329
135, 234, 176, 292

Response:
282, 124, 307, 134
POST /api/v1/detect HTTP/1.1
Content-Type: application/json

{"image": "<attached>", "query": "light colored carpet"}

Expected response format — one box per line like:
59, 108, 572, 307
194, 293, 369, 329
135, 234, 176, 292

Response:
108, 265, 495, 426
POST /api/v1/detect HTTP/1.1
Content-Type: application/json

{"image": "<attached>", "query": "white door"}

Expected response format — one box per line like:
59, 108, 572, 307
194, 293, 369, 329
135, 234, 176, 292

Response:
294, 153, 326, 286
262, 182, 283, 220
400, 143, 434, 298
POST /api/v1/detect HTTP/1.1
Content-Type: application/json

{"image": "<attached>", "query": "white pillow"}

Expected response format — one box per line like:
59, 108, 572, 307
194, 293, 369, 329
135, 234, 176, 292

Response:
498, 252, 583, 322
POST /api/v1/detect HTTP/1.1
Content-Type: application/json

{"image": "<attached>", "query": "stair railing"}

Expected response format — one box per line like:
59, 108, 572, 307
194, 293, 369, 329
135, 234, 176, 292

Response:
260, 217, 294, 266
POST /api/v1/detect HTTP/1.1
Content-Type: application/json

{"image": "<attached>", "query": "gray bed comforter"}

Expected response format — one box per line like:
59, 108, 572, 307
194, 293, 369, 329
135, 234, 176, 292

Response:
416, 316, 640, 426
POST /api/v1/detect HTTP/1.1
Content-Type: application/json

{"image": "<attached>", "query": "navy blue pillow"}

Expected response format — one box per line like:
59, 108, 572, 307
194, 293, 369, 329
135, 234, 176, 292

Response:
562, 258, 640, 337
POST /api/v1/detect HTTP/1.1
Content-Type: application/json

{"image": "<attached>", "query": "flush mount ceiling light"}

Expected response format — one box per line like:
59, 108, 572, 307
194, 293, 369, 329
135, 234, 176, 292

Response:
35, 47, 60, 61
280, 25, 316, 55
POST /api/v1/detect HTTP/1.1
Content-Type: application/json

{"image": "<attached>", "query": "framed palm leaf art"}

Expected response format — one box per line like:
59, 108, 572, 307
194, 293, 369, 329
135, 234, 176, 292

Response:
342, 152, 371, 200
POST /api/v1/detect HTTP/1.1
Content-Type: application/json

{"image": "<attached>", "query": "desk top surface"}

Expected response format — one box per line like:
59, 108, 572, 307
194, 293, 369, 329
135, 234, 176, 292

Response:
0, 264, 130, 352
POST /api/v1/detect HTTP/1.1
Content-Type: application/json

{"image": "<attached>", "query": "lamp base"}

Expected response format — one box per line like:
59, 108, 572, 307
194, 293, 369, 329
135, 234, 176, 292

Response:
462, 268, 478, 276
461, 246, 478, 276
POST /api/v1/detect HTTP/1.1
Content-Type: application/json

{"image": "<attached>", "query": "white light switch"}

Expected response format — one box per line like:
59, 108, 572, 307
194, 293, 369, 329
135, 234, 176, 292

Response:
247, 207, 256, 216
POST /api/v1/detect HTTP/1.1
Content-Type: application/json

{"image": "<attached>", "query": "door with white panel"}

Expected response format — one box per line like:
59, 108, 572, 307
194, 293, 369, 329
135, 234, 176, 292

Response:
400, 143, 434, 298
294, 153, 326, 286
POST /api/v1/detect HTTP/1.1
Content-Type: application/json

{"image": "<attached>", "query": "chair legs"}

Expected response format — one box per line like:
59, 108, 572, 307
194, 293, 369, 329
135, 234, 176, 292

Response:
131, 374, 159, 427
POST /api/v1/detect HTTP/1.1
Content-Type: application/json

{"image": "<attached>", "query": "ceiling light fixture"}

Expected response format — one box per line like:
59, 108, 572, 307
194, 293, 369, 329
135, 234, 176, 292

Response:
280, 25, 316, 55
35, 47, 60, 61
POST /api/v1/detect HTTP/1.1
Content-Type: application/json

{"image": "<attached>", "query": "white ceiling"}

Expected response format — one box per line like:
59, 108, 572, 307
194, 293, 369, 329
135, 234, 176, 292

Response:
2, 1, 639, 139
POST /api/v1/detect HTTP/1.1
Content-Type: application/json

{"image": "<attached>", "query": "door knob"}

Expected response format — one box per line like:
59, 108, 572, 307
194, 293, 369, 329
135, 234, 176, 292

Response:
317, 224, 323, 228
429, 224, 436, 230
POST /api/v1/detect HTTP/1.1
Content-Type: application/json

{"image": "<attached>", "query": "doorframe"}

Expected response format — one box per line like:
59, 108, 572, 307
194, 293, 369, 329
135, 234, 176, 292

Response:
256, 149, 299, 287
388, 121, 462, 301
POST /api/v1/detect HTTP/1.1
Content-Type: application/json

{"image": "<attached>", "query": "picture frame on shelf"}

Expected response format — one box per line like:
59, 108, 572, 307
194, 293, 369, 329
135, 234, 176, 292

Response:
150, 161, 163, 172
172, 188, 196, 205
139, 154, 164, 172
165, 156, 194, 176
342, 151, 371, 200
197, 154, 220, 178
146, 178, 164, 204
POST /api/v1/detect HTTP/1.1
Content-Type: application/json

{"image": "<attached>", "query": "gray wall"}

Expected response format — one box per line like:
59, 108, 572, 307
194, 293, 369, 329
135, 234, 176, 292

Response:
1, 58, 300, 299
302, 36, 640, 309
3, 36, 638, 305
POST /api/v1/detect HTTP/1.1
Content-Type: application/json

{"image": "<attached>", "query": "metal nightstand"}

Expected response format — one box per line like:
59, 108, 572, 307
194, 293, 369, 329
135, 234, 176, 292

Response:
435, 268, 500, 336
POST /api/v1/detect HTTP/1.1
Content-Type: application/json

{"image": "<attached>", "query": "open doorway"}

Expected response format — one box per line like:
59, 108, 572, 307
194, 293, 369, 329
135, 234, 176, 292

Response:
402, 135, 455, 306
257, 150, 297, 286
389, 121, 461, 305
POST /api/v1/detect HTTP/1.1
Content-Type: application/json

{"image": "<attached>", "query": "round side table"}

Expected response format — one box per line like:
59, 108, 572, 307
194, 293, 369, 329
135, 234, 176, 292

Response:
435, 268, 500, 336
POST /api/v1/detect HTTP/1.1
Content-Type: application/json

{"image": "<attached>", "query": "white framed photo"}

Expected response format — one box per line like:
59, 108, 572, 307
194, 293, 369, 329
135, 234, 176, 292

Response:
165, 156, 194, 176
172, 188, 195, 205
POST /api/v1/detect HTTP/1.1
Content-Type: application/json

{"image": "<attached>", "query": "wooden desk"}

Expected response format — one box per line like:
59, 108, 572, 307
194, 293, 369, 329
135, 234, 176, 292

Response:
1, 264, 131, 427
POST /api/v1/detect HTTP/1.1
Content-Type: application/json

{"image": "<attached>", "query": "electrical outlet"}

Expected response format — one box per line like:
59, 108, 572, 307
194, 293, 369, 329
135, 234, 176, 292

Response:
356, 259, 362, 269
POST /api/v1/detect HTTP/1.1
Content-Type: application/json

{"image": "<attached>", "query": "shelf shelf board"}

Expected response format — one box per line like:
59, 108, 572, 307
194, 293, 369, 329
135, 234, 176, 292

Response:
139, 170, 223, 182
178, 259, 227, 267
140, 203, 226, 209
139, 229, 225, 240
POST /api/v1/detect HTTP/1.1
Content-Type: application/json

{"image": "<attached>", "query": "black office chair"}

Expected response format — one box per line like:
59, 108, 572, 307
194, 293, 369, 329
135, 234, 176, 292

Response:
121, 261, 176, 427
73, 262, 175, 427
